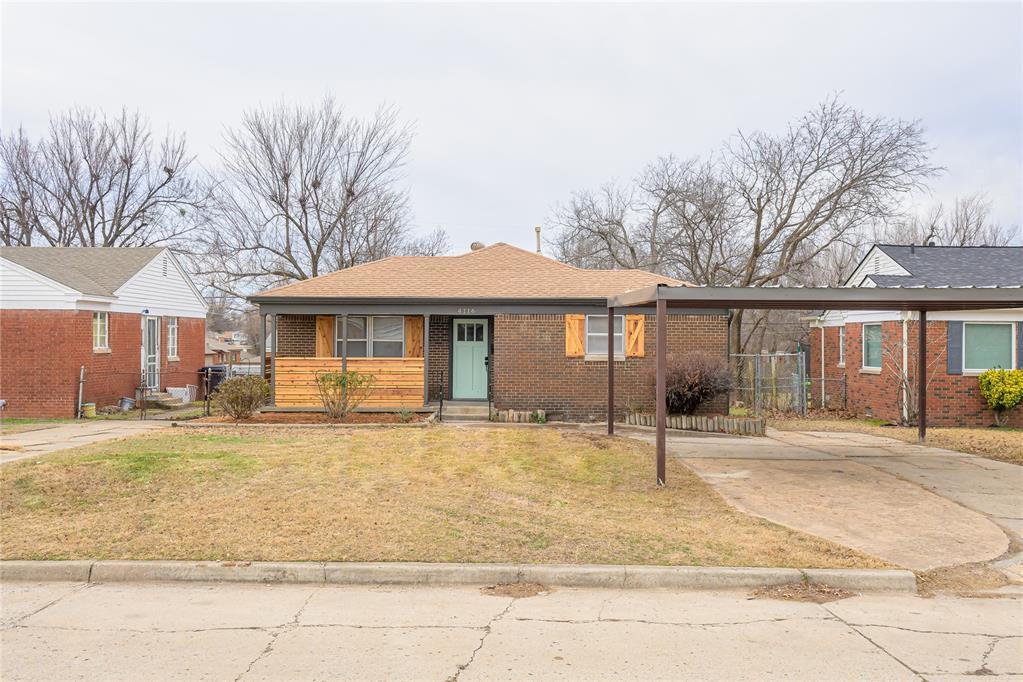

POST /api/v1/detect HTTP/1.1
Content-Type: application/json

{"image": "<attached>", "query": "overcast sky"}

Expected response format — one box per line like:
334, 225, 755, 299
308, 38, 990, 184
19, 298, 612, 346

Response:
3, 2, 1021, 252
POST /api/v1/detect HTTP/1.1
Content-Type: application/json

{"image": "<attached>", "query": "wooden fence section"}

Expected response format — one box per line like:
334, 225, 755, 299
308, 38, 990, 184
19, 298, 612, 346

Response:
273, 357, 425, 408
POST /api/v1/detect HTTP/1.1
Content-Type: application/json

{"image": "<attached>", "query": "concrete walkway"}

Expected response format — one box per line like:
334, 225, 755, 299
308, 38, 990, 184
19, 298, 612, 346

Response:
614, 426, 1016, 571
0, 420, 167, 464
2, 581, 1020, 680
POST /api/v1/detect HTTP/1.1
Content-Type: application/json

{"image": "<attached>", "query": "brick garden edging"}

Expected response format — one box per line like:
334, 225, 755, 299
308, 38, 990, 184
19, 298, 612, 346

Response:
0, 560, 916, 593
624, 413, 766, 436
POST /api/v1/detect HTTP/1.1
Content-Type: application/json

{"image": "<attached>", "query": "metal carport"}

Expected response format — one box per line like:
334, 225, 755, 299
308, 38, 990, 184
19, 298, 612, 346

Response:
604, 285, 1023, 485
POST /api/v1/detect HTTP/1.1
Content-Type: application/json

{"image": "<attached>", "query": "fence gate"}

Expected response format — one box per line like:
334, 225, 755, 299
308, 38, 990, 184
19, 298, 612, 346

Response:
731, 352, 807, 415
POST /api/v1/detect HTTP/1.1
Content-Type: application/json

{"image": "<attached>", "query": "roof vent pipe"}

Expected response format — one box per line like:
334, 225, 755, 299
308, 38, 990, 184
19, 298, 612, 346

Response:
535, 225, 542, 254
469, 241, 485, 251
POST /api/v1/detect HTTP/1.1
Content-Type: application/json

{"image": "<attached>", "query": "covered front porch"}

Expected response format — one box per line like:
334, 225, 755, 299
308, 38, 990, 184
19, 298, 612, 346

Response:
259, 312, 492, 411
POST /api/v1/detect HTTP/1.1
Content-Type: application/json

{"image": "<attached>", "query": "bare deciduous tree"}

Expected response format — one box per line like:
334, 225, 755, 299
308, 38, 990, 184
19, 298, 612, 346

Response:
195, 98, 444, 297
880, 193, 1019, 247
0, 108, 208, 247
550, 97, 941, 356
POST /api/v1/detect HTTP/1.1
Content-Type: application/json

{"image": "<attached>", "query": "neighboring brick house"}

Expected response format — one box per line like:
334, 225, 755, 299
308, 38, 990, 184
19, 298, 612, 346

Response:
250, 243, 729, 421
810, 244, 1023, 427
0, 247, 207, 418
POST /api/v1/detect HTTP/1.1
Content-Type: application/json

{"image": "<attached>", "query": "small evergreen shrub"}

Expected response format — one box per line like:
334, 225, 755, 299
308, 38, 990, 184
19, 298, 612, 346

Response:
213, 376, 269, 420
397, 407, 414, 423
978, 368, 1023, 426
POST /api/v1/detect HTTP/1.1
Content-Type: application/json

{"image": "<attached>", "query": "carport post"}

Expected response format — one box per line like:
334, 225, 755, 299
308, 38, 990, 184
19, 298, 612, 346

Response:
656, 297, 667, 486
918, 310, 927, 442
607, 305, 615, 435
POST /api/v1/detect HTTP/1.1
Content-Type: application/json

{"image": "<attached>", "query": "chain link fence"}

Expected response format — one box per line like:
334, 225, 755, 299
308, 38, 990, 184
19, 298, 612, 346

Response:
731, 352, 808, 415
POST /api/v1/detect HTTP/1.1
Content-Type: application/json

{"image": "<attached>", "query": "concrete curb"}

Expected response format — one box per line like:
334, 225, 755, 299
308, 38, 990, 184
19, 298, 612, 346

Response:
0, 561, 916, 593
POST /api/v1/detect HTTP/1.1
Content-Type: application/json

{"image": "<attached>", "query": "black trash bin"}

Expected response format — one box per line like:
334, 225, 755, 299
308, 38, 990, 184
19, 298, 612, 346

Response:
199, 365, 228, 398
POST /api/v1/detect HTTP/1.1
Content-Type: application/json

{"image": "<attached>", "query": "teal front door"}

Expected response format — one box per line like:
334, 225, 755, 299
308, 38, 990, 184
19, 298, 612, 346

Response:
452, 319, 488, 400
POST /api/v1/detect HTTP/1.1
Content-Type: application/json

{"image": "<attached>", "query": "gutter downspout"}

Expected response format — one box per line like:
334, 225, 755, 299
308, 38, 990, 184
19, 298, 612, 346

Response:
902, 313, 910, 424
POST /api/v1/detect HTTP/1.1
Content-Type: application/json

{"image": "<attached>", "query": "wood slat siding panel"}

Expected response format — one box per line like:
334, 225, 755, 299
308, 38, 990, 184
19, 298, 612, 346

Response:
274, 357, 425, 408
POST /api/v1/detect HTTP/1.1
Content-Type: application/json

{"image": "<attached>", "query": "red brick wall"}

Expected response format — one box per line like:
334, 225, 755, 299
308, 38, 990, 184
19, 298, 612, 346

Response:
276, 315, 316, 356
810, 321, 1021, 427
427, 315, 451, 401
492, 313, 729, 422
0, 310, 204, 418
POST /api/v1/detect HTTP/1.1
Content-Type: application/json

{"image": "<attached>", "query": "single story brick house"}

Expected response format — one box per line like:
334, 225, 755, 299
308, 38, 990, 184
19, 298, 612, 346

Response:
810, 244, 1023, 427
250, 243, 729, 421
0, 247, 207, 418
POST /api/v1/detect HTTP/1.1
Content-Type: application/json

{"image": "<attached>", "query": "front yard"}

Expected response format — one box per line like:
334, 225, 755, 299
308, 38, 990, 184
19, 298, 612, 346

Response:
770, 418, 1023, 466
0, 426, 882, 568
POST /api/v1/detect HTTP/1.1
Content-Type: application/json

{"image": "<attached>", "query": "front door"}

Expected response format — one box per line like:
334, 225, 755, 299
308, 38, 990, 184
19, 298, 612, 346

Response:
142, 316, 160, 390
452, 318, 488, 400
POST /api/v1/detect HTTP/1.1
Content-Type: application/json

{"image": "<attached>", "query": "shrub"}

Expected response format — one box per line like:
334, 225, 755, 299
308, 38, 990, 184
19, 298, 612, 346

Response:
314, 370, 375, 420
978, 369, 1023, 426
213, 376, 269, 420
397, 407, 414, 423
661, 352, 731, 415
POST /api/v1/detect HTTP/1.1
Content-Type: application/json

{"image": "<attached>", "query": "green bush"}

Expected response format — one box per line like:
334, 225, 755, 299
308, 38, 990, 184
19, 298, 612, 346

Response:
213, 376, 269, 421
314, 370, 375, 420
978, 369, 1023, 426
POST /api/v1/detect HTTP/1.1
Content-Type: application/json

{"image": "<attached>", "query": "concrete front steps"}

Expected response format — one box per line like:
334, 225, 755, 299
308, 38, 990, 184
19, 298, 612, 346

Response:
144, 392, 186, 409
441, 401, 490, 422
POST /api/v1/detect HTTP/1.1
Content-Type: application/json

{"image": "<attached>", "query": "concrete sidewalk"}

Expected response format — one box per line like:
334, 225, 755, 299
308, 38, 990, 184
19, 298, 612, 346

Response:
2, 581, 1020, 680
0, 420, 167, 463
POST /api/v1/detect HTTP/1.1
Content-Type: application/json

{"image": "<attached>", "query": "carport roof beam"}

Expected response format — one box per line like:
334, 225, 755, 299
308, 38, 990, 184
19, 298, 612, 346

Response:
607, 284, 1023, 311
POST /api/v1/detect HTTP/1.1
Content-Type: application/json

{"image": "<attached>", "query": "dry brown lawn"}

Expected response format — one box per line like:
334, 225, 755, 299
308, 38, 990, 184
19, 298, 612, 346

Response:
0, 425, 883, 568
769, 418, 1023, 466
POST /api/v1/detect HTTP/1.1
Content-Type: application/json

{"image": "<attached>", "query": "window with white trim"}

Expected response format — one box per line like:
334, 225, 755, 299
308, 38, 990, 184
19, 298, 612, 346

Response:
92, 312, 109, 351
167, 317, 178, 359
336, 316, 405, 358
585, 315, 624, 356
862, 323, 882, 370
838, 326, 846, 366
964, 323, 1013, 372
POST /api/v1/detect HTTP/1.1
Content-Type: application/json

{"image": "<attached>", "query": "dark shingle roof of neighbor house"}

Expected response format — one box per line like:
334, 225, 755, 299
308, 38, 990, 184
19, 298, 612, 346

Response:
0, 246, 164, 297
867, 244, 1023, 287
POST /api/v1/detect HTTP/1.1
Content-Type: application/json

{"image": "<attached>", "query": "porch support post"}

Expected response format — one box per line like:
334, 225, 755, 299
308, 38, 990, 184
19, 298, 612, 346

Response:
341, 314, 348, 372
918, 310, 927, 442
656, 296, 667, 486
424, 314, 431, 406
270, 314, 277, 406
259, 312, 267, 380
607, 305, 615, 435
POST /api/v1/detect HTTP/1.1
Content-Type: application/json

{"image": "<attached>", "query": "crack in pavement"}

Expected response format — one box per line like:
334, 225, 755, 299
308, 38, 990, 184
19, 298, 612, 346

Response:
1, 582, 94, 629
823, 604, 926, 680
448, 598, 515, 682
233, 587, 318, 682
508, 614, 833, 629
838, 623, 1023, 639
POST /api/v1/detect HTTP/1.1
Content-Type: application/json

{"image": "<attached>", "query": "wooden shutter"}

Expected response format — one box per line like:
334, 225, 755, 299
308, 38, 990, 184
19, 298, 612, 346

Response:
625, 315, 645, 357
565, 314, 585, 357
946, 321, 963, 375
315, 315, 334, 357
404, 316, 424, 358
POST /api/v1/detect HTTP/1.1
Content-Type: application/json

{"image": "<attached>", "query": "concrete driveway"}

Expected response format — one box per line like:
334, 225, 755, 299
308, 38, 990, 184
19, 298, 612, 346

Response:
618, 426, 1019, 571
0, 420, 167, 464
2, 581, 1021, 680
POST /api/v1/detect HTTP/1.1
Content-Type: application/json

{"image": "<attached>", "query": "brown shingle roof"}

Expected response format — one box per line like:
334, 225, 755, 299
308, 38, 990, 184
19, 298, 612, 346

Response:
254, 243, 686, 300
